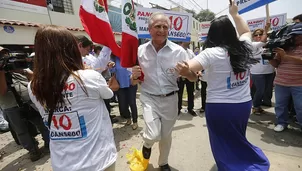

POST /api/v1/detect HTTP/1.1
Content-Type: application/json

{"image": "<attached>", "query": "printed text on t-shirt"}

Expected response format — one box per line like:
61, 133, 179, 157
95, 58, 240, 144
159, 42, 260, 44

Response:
227, 71, 249, 89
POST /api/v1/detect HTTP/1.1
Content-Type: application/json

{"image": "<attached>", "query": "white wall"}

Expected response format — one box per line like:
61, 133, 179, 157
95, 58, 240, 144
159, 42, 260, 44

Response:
191, 18, 201, 46
0, 1, 122, 45
0, 24, 121, 45
0, 1, 82, 28
0, 25, 37, 45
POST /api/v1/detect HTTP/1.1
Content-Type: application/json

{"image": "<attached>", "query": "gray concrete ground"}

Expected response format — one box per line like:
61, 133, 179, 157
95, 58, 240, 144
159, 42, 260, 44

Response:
0, 91, 302, 171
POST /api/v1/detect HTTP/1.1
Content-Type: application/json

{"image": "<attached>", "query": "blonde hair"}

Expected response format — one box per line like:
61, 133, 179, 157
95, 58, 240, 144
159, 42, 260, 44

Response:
252, 28, 264, 36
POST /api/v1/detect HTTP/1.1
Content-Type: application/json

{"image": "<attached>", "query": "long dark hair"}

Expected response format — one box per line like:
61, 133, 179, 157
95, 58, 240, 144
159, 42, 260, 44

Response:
31, 25, 87, 127
204, 15, 258, 74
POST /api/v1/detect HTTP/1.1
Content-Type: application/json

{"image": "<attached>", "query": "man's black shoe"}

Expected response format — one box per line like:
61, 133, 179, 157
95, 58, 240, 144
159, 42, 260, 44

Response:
29, 148, 42, 162
142, 146, 151, 159
160, 164, 171, 171
188, 110, 197, 117
110, 115, 117, 118
111, 118, 118, 124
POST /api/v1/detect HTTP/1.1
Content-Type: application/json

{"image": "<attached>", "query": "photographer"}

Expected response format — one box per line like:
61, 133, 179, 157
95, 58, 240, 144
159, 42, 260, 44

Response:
250, 23, 275, 115
0, 46, 49, 161
269, 23, 302, 132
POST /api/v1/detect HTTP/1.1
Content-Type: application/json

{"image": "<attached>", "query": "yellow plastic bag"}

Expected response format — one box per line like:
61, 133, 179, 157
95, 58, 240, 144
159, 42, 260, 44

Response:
126, 147, 149, 171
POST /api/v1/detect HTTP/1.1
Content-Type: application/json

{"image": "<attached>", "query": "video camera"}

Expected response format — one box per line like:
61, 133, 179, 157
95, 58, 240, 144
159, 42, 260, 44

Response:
0, 52, 29, 71
262, 22, 302, 60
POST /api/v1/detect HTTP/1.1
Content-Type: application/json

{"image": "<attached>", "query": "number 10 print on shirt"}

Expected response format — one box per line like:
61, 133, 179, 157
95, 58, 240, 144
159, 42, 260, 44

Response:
50, 111, 87, 140
227, 71, 249, 89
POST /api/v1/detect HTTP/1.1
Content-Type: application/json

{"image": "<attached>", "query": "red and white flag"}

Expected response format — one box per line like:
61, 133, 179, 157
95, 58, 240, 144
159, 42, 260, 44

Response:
79, 0, 121, 57
121, 0, 139, 67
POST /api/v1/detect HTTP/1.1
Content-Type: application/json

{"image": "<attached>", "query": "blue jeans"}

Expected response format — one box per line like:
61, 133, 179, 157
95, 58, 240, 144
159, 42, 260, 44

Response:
275, 84, 302, 126
251, 73, 275, 108
117, 85, 138, 123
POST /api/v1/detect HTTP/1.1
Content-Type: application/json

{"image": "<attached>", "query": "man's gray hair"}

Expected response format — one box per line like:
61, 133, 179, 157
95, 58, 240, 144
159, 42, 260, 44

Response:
148, 12, 171, 28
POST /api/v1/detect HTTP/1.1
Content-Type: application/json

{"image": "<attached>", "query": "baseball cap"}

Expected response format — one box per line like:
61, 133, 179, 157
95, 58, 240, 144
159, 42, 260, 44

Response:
0, 46, 9, 52
288, 23, 302, 35
28, 52, 35, 58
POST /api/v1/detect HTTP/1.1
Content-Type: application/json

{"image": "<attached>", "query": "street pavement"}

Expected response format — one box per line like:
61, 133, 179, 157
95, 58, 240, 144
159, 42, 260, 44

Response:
0, 92, 302, 171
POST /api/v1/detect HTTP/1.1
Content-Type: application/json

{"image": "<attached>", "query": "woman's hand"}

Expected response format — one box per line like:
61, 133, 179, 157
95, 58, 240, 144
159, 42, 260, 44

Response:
107, 61, 115, 69
273, 48, 287, 60
229, 0, 238, 16
131, 65, 142, 79
264, 22, 271, 33
176, 61, 190, 77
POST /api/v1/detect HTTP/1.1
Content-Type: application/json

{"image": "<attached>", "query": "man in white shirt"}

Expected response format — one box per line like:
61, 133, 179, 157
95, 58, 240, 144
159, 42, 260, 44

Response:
76, 35, 113, 73
131, 12, 189, 171
177, 42, 197, 116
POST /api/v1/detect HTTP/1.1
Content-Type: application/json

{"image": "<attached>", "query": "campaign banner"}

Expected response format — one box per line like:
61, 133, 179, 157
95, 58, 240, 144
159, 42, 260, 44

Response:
247, 13, 287, 32
236, 0, 276, 14
0, 0, 47, 14
198, 21, 211, 42
136, 7, 192, 42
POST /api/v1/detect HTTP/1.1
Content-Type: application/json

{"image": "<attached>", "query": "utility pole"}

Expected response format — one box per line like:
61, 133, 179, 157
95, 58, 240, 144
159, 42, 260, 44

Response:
207, 0, 208, 10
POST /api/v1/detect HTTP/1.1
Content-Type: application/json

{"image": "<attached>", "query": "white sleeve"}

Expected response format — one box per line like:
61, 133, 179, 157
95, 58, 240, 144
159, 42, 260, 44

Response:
127, 68, 133, 73
193, 48, 214, 70
96, 74, 113, 99
95, 46, 112, 72
239, 34, 252, 45
252, 42, 266, 49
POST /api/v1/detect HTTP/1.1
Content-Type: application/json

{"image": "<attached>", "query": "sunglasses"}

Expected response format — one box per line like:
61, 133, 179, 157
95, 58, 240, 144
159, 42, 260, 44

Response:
253, 34, 263, 37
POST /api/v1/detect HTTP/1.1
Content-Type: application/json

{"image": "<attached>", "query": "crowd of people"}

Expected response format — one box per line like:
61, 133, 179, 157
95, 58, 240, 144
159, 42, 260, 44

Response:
0, 0, 301, 171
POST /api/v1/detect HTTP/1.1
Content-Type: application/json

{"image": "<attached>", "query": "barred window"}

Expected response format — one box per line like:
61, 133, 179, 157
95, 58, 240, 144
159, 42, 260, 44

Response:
47, 0, 74, 14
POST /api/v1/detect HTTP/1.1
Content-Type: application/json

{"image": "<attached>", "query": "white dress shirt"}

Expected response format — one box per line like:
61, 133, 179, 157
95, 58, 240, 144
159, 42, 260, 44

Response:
138, 40, 189, 95
82, 46, 112, 73
186, 48, 196, 60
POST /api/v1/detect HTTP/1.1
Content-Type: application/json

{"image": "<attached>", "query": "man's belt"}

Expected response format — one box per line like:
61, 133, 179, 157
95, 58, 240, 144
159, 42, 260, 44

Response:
149, 91, 178, 97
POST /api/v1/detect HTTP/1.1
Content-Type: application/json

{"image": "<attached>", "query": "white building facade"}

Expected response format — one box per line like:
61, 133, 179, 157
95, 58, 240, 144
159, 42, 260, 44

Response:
0, 0, 121, 51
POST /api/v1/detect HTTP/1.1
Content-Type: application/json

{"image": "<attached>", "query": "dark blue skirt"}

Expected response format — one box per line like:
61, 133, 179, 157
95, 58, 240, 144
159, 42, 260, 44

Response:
206, 101, 270, 171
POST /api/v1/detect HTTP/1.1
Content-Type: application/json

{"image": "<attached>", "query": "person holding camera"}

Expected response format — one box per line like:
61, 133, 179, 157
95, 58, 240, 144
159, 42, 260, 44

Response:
0, 46, 49, 162
270, 23, 302, 132
250, 23, 276, 115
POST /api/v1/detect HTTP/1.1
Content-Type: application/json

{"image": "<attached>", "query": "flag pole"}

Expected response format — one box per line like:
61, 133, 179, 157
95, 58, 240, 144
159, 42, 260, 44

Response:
46, 2, 53, 25
265, 4, 270, 29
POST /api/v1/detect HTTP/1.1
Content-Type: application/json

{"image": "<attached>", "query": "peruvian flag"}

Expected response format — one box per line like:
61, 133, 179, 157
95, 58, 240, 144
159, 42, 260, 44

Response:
79, 0, 121, 57
121, 0, 139, 67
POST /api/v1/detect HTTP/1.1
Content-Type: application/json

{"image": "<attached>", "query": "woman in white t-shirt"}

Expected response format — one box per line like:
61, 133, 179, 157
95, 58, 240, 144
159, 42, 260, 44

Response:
28, 25, 117, 171
250, 25, 275, 115
176, 2, 270, 171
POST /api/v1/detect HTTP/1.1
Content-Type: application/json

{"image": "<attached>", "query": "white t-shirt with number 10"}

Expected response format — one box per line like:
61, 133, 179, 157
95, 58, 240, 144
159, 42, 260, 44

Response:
250, 42, 275, 75
193, 35, 252, 103
28, 70, 117, 171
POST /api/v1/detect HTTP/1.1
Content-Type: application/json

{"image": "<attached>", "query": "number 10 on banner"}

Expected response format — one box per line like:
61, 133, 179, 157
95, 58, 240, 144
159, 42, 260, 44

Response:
169, 16, 183, 31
